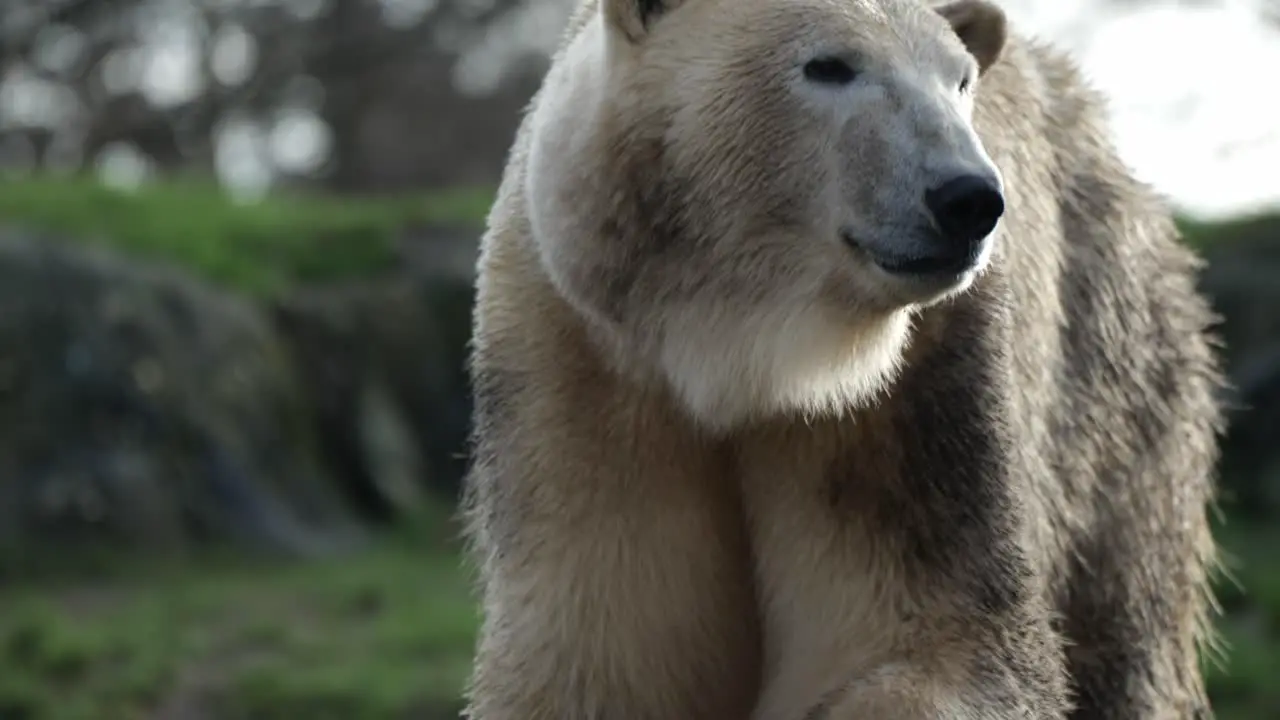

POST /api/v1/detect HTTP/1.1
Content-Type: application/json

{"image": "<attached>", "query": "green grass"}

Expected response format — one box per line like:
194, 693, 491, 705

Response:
0, 525, 480, 720
1204, 518, 1280, 720
0, 174, 494, 297
0, 175, 1265, 299
0, 518, 1277, 719
0, 174, 1267, 298
1177, 210, 1280, 254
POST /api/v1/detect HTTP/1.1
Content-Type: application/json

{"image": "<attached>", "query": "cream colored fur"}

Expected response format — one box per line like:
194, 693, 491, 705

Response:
462, 0, 1221, 717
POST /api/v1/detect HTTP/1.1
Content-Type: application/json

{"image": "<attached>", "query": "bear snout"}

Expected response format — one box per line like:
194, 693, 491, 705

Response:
925, 173, 1005, 247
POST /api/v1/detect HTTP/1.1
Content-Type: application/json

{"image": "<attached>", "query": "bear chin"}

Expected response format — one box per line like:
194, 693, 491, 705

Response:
842, 228, 998, 307
651, 300, 916, 434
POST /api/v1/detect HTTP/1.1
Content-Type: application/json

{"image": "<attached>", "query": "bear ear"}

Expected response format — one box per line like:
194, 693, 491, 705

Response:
604, 0, 688, 43
934, 0, 1008, 75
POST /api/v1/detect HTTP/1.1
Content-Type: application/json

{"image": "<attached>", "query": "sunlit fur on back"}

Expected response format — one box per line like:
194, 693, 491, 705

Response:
462, 0, 1224, 716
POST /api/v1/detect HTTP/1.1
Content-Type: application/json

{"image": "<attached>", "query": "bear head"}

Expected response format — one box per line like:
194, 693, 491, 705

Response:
524, 0, 1009, 432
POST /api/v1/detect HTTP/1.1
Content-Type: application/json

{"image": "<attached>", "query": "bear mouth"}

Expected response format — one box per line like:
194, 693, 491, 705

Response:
841, 230, 986, 278
873, 249, 981, 276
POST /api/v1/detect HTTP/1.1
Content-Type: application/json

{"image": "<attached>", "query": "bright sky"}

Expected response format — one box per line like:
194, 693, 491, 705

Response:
998, 0, 1280, 220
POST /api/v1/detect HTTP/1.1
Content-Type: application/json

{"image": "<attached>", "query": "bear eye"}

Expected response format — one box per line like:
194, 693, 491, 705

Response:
959, 75, 974, 93
803, 57, 858, 85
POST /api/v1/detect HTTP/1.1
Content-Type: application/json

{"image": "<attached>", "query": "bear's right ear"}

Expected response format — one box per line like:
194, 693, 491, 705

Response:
934, 0, 1007, 75
604, 0, 687, 43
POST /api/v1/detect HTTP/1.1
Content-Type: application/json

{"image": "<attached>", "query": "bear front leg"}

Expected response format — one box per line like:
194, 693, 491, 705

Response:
737, 425, 1070, 720
790, 618, 1069, 720
460, 353, 761, 720
734, 366, 1070, 720
797, 656, 1055, 719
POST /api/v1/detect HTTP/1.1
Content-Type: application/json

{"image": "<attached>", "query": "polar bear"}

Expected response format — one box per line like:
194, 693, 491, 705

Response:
461, 0, 1224, 717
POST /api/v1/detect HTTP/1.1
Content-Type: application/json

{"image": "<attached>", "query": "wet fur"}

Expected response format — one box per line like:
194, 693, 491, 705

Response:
461, 0, 1225, 718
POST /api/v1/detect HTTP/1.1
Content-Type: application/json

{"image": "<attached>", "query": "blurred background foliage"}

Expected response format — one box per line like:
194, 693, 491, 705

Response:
0, 0, 1278, 718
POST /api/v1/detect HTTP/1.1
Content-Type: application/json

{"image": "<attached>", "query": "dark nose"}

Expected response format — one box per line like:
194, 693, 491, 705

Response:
925, 174, 1005, 246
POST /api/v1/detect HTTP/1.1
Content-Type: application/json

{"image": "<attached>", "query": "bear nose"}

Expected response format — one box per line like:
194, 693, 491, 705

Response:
925, 174, 1005, 246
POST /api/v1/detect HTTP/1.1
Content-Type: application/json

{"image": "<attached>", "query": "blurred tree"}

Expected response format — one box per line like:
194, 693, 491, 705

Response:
0, 0, 574, 196
3, 0, 1279, 197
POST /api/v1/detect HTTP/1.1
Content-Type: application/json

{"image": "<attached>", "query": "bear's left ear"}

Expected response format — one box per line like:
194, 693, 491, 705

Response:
604, 0, 688, 43
934, 0, 1007, 75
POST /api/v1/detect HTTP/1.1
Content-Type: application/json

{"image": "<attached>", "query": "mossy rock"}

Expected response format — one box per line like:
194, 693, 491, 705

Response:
0, 229, 362, 579
271, 270, 476, 510
0, 174, 490, 537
